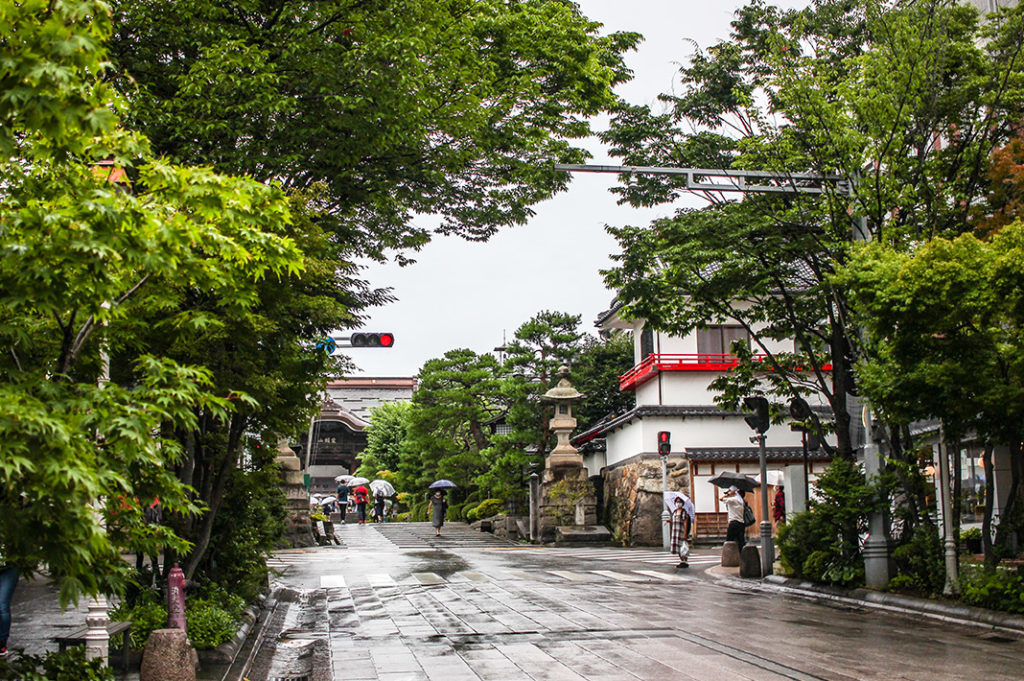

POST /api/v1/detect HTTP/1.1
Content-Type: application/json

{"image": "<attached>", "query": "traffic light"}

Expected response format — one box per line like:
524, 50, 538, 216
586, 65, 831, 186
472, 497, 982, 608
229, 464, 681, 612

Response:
743, 396, 770, 434
350, 332, 395, 348
789, 396, 812, 421
657, 431, 671, 456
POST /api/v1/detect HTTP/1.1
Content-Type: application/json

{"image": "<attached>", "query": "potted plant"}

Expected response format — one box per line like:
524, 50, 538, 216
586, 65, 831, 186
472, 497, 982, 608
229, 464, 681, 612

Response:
962, 527, 983, 554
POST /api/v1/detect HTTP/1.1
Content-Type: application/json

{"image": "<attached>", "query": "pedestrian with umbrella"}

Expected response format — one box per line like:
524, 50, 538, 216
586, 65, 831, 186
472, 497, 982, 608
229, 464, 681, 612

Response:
428, 480, 455, 536
352, 484, 370, 524
665, 494, 692, 568
334, 475, 351, 522
370, 479, 395, 523
709, 472, 759, 551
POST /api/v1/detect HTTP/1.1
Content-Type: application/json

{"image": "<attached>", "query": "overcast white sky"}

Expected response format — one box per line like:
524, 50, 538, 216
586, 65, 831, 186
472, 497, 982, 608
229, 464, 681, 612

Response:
348, 1, 811, 377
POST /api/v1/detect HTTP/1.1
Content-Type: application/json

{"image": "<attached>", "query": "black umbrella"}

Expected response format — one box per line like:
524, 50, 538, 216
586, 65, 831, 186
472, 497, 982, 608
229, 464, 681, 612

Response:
708, 471, 760, 493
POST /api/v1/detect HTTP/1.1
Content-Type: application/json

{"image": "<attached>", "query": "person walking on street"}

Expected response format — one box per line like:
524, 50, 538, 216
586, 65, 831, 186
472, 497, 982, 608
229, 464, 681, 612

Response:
354, 485, 369, 524
336, 482, 350, 523
721, 486, 747, 550
373, 493, 386, 523
429, 490, 447, 536
666, 496, 692, 568
0, 551, 18, 658
773, 485, 786, 525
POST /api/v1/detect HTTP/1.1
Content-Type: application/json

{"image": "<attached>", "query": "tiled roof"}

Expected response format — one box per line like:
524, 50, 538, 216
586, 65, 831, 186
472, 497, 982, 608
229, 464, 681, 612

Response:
598, 405, 745, 434
686, 446, 831, 462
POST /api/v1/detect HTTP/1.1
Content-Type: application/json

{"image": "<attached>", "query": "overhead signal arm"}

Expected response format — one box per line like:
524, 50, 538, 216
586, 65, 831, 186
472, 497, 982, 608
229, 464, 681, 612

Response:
553, 164, 852, 196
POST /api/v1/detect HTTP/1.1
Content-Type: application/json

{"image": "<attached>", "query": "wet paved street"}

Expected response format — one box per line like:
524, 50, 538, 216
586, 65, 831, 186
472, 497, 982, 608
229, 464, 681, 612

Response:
248, 523, 1023, 681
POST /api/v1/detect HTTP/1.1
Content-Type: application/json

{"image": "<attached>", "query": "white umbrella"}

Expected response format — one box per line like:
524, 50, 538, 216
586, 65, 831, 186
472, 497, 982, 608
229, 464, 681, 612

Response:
369, 480, 396, 497
320, 495, 337, 504
347, 476, 370, 486
334, 474, 353, 483
755, 470, 786, 487
663, 491, 695, 522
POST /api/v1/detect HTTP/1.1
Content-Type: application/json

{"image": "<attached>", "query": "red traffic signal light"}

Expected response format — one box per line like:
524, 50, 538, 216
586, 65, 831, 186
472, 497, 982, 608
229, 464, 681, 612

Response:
657, 431, 671, 456
351, 332, 395, 348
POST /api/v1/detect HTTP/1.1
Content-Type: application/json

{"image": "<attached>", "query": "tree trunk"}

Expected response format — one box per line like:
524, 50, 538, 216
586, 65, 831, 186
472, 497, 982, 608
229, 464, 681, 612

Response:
983, 444, 996, 566
184, 414, 246, 580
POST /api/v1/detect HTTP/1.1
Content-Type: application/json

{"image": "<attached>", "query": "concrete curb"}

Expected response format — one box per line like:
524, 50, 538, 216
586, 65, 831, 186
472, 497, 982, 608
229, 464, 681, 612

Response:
707, 565, 1024, 636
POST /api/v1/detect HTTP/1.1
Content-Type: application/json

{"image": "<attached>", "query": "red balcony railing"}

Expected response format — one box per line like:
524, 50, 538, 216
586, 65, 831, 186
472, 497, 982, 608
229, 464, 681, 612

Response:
618, 353, 831, 391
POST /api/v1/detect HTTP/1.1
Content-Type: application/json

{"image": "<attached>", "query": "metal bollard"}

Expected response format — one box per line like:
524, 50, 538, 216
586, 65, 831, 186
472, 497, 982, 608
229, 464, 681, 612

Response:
167, 563, 187, 632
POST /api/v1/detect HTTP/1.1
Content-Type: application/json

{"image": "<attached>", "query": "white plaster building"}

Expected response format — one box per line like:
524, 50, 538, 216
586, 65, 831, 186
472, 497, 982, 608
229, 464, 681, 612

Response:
576, 302, 832, 541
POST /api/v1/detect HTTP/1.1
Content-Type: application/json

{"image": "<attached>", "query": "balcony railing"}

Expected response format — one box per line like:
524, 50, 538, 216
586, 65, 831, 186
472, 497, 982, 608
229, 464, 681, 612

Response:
618, 353, 831, 391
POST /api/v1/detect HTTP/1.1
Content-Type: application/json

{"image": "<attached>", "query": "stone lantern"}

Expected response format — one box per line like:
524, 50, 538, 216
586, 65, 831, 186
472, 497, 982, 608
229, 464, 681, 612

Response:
540, 365, 584, 471
535, 366, 609, 543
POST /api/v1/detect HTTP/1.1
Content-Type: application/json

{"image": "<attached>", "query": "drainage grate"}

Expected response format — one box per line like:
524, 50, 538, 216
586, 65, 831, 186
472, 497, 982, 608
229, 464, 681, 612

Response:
272, 676, 310, 681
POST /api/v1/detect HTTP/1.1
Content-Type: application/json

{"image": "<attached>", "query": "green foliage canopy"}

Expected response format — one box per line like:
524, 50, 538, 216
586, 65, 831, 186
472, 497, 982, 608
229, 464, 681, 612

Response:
0, 0, 300, 603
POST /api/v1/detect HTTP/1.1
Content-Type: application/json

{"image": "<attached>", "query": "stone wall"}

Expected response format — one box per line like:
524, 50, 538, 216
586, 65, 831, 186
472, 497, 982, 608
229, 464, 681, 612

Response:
602, 454, 689, 546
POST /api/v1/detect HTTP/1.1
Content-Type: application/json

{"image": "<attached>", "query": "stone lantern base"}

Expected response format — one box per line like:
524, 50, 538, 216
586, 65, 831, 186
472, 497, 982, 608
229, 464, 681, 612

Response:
276, 442, 314, 548
538, 467, 607, 543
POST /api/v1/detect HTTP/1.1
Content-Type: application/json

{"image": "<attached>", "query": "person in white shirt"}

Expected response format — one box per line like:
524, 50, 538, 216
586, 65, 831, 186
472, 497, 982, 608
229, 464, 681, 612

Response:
720, 486, 747, 549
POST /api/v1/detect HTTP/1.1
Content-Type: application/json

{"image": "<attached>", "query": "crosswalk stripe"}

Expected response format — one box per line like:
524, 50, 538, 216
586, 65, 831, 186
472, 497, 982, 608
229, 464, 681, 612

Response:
320, 574, 346, 588
547, 570, 591, 581
366, 574, 396, 587
412, 572, 444, 585
633, 569, 694, 582
590, 570, 650, 582
452, 571, 490, 582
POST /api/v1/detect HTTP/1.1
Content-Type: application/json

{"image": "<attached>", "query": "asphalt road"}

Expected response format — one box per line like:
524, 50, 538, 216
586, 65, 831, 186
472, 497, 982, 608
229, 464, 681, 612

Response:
243, 522, 1023, 681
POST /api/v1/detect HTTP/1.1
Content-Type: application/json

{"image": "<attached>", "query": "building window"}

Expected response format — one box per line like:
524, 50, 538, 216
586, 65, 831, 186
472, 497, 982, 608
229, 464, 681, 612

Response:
640, 327, 655, 360
697, 325, 750, 355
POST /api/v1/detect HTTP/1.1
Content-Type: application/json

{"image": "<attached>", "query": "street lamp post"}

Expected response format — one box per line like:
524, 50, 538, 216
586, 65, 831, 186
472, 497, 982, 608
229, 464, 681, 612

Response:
937, 426, 960, 596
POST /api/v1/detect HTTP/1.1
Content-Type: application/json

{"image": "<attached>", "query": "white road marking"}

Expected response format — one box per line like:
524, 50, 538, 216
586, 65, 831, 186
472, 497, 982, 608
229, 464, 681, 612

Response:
320, 574, 347, 588
367, 574, 397, 587
633, 569, 695, 582
590, 570, 650, 582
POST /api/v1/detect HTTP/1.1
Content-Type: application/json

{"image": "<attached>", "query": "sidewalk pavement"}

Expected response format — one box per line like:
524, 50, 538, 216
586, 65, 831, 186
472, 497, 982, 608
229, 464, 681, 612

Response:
8, 575, 93, 657
706, 563, 1024, 637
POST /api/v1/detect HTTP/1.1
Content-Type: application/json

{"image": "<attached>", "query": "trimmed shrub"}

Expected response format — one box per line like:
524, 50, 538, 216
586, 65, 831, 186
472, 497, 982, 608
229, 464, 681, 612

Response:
959, 563, 1024, 614
186, 599, 238, 649
888, 523, 944, 594
776, 458, 876, 587
0, 647, 114, 681
472, 498, 505, 519
110, 597, 168, 650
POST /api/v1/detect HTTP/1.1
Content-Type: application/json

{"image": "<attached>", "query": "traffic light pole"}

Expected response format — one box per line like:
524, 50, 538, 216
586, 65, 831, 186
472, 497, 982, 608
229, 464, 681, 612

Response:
660, 451, 670, 551
754, 433, 774, 576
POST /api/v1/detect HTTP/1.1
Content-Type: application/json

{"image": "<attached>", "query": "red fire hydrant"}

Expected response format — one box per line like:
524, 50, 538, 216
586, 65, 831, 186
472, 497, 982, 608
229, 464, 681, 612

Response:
167, 563, 187, 632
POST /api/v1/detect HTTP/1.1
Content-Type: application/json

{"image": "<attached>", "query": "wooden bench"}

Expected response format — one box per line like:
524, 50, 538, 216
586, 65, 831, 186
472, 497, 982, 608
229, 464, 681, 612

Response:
54, 620, 132, 673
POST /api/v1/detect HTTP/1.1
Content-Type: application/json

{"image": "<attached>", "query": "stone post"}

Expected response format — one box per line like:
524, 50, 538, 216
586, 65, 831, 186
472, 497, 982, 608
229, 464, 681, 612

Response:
84, 596, 110, 663
529, 473, 540, 542
277, 439, 315, 547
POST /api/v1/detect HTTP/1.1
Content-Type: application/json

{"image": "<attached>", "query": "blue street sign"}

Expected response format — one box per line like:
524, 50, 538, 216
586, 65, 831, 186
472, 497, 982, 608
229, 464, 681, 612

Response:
315, 337, 337, 354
